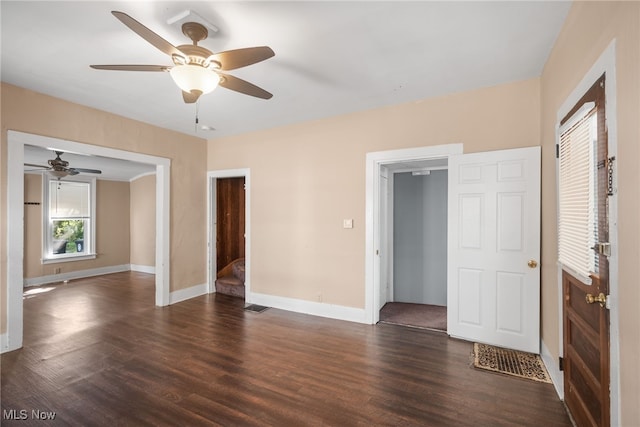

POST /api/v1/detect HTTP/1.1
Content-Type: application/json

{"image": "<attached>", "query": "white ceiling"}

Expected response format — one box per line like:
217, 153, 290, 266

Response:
1, 1, 572, 141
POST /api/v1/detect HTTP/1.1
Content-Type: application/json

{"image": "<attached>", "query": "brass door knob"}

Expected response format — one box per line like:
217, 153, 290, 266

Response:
585, 293, 607, 307
527, 259, 538, 268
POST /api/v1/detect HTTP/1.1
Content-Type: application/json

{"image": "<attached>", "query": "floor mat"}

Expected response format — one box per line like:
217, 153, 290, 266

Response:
473, 343, 552, 383
244, 304, 269, 313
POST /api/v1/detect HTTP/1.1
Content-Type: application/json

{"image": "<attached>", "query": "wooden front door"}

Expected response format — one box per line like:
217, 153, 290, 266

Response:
216, 177, 245, 273
561, 75, 610, 427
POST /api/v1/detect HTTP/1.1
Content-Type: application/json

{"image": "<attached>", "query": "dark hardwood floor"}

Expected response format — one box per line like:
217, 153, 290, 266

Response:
2, 272, 571, 426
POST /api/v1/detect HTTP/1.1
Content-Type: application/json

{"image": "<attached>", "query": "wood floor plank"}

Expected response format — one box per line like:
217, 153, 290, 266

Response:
2, 272, 571, 426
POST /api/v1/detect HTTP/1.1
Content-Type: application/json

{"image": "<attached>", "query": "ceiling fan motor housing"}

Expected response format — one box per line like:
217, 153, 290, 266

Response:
48, 157, 68, 168
173, 45, 220, 69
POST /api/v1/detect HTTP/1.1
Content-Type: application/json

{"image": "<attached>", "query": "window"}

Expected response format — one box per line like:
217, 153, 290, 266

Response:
558, 105, 598, 282
43, 177, 96, 262
557, 74, 606, 285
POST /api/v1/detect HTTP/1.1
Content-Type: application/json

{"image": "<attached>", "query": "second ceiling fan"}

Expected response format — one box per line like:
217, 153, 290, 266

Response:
91, 11, 274, 104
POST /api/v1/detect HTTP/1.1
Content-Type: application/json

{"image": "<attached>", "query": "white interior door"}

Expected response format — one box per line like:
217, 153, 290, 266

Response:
447, 146, 540, 353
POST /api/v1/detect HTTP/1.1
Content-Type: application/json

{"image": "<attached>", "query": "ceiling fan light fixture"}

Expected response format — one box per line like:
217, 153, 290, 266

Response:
169, 64, 220, 95
49, 169, 68, 178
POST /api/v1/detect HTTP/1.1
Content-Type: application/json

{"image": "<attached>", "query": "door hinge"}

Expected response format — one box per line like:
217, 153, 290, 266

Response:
607, 156, 616, 196
555, 144, 559, 159
559, 357, 564, 371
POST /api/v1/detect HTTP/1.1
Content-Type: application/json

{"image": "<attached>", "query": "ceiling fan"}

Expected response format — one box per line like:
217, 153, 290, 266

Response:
24, 151, 102, 179
91, 11, 275, 104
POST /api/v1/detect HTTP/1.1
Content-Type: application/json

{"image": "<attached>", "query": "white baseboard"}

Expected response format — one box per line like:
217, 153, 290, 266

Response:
169, 283, 207, 305
130, 264, 156, 274
247, 291, 368, 324
23, 264, 131, 287
541, 340, 564, 400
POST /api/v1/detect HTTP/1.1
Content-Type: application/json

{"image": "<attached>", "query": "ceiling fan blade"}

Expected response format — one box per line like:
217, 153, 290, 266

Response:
182, 90, 202, 104
212, 46, 275, 71
24, 163, 50, 169
111, 11, 185, 59
218, 73, 273, 100
90, 65, 171, 72
72, 168, 102, 175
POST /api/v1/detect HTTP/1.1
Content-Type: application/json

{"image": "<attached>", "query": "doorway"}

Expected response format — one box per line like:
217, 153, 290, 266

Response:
207, 169, 251, 298
367, 144, 541, 354
365, 144, 463, 324
5, 131, 171, 353
379, 163, 448, 331
553, 42, 619, 426
215, 177, 246, 299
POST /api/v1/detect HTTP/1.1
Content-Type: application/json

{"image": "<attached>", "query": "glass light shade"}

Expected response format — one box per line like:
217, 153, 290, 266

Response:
169, 65, 220, 94
49, 169, 68, 178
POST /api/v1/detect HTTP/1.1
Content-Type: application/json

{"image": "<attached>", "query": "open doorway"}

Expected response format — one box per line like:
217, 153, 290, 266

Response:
378, 161, 448, 331
5, 131, 170, 353
215, 177, 246, 299
365, 144, 463, 325
368, 144, 542, 355
207, 169, 250, 300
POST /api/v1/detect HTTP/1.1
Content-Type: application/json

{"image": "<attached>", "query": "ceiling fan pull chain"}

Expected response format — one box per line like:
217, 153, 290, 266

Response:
195, 101, 200, 132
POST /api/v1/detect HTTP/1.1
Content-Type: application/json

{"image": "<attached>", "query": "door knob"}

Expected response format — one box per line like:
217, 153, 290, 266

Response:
585, 292, 607, 307
527, 259, 538, 268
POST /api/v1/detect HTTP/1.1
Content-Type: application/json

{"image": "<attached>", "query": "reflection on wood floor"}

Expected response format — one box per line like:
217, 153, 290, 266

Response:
1, 272, 571, 426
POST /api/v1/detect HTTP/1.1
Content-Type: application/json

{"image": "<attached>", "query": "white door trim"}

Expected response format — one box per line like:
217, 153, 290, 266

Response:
554, 40, 619, 424
207, 169, 250, 296
5, 131, 171, 353
365, 144, 463, 324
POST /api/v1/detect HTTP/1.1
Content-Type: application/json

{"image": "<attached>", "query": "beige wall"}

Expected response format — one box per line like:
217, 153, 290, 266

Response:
130, 174, 156, 267
23, 176, 131, 278
23, 174, 42, 277
1, 83, 208, 334
540, 2, 640, 424
96, 180, 131, 271
208, 78, 540, 307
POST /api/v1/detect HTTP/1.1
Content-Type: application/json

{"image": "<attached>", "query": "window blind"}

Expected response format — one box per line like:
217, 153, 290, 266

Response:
558, 103, 597, 283
49, 181, 90, 218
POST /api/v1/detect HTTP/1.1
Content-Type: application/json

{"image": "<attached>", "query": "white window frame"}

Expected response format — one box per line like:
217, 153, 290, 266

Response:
42, 175, 97, 263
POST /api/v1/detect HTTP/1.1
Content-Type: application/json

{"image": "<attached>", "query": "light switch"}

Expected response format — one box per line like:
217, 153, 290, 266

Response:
343, 219, 353, 229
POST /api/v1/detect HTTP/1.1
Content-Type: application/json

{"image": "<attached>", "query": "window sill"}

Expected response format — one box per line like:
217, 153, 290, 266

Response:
42, 253, 97, 264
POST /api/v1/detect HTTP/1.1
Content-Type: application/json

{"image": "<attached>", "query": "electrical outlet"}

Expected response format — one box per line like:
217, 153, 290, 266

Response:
343, 219, 353, 229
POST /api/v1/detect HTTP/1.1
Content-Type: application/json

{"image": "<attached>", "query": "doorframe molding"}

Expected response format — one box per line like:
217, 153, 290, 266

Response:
554, 39, 619, 424
365, 144, 463, 324
206, 168, 250, 296
5, 131, 171, 353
